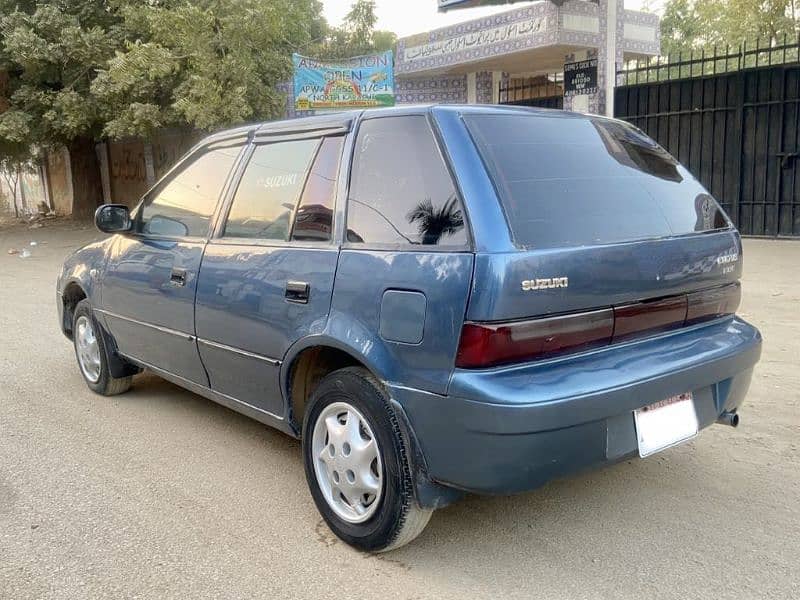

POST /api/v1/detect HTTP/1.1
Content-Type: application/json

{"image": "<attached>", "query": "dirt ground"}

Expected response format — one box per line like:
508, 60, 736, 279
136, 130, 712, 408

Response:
0, 221, 797, 600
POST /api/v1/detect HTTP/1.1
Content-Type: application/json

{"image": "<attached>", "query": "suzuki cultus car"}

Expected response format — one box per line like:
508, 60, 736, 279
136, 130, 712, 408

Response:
58, 105, 762, 551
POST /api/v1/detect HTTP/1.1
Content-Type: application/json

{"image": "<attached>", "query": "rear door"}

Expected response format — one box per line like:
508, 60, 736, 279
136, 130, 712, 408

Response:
194, 134, 344, 417
101, 141, 244, 384
331, 114, 474, 395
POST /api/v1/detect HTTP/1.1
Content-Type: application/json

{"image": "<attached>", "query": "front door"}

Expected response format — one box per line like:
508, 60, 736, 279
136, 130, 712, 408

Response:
101, 142, 244, 385
195, 135, 345, 417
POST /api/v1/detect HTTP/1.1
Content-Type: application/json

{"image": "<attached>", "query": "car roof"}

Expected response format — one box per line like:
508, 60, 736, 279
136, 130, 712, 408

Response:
201, 103, 593, 144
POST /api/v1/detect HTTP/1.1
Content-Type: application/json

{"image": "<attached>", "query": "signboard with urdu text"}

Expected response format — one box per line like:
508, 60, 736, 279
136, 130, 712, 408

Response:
292, 52, 395, 111
438, 0, 523, 9
438, 0, 598, 10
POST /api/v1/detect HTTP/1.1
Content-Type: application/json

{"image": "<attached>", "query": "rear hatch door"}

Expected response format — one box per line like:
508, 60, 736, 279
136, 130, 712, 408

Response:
464, 111, 742, 323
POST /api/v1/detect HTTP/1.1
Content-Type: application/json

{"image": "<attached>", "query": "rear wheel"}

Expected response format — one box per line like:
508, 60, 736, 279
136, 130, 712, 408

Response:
302, 367, 432, 552
73, 299, 132, 396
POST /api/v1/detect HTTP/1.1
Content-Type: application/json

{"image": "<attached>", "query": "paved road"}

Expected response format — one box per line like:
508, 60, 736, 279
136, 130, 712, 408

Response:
1, 222, 798, 600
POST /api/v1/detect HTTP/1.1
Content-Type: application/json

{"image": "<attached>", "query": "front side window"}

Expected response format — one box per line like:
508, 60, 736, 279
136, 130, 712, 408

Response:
346, 116, 467, 247
223, 139, 319, 240
136, 145, 241, 238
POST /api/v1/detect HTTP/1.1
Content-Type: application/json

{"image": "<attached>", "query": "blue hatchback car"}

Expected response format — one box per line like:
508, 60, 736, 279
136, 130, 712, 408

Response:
58, 105, 762, 551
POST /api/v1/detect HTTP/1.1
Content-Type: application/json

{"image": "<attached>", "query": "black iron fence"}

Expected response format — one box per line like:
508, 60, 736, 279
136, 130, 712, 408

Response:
620, 35, 800, 85
616, 37, 800, 237
499, 72, 564, 109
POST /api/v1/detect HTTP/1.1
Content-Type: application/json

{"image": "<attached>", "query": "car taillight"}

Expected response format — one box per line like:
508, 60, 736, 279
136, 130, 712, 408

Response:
455, 309, 614, 368
456, 283, 741, 369
686, 282, 741, 324
613, 295, 688, 342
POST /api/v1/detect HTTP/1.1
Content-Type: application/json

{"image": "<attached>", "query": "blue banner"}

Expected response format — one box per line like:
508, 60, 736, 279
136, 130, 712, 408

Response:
292, 51, 395, 111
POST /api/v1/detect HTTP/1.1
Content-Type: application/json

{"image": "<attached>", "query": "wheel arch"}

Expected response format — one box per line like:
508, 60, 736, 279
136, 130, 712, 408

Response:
281, 336, 388, 433
61, 280, 88, 339
282, 336, 462, 510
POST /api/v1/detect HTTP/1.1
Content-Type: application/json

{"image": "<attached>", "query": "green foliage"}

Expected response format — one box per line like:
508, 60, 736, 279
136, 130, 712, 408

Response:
0, 1, 122, 149
0, 0, 326, 149
0, 109, 34, 163
316, 0, 397, 60
661, 0, 800, 56
0, 0, 397, 154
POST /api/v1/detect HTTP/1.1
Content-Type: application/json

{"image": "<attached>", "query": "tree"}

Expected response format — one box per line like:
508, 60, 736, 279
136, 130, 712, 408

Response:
93, 0, 326, 137
0, 0, 326, 216
317, 0, 397, 59
0, 1, 123, 215
0, 159, 21, 217
660, 0, 800, 56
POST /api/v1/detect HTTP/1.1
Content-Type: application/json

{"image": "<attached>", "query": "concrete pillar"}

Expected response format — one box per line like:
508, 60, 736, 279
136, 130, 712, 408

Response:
62, 146, 74, 212
38, 160, 52, 211
96, 142, 112, 204
144, 143, 156, 187
597, 0, 625, 116
466, 72, 477, 104
491, 71, 509, 104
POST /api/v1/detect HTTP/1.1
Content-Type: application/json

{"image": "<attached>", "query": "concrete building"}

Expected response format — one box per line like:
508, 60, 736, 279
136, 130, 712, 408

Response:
284, 1, 660, 118
393, 0, 660, 115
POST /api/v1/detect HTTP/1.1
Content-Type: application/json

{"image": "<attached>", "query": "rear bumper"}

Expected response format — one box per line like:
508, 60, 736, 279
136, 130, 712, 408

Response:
392, 316, 761, 497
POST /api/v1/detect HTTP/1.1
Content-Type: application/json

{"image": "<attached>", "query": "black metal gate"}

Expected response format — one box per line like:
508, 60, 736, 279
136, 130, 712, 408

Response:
499, 74, 564, 110
615, 39, 800, 237
503, 95, 564, 109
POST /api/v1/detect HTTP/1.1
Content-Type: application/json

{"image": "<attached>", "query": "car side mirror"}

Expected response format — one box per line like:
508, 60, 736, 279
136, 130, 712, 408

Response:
95, 204, 131, 233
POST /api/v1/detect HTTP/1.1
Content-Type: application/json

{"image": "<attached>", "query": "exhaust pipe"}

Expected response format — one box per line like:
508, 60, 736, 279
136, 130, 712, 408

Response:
716, 411, 739, 427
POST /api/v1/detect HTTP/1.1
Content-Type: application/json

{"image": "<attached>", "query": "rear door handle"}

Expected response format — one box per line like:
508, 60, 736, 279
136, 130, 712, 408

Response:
170, 268, 187, 287
285, 281, 309, 304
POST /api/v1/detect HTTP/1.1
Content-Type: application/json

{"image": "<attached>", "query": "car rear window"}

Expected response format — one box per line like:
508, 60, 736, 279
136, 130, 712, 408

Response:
465, 113, 730, 249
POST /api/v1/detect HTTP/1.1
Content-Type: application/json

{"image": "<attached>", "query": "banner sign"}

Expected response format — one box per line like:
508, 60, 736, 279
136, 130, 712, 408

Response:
404, 18, 545, 64
564, 58, 598, 97
292, 52, 395, 111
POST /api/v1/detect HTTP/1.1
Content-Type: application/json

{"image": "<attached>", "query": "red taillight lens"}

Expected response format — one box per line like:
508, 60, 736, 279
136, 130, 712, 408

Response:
686, 282, 741, 324
456, 283, 741, 369
613, 295, 688, 342
455, 309, 614, 368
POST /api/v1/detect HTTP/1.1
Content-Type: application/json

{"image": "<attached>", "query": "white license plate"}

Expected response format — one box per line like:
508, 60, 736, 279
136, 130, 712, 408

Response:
634, 393, 699, 457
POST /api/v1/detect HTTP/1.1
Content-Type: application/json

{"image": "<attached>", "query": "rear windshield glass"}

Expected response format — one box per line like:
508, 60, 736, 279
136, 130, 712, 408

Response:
465, 113, 730, 248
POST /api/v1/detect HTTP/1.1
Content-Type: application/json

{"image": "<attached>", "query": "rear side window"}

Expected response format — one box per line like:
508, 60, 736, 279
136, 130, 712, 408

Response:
346, 116, 467, 247
224, 139, 319, 240
465, 113, 730, 249
136, 144, 241, 237
291, 136, 343, 242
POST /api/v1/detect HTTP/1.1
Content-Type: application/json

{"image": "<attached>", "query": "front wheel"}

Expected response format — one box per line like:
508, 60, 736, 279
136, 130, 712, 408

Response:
72, 299, 132, 396
302, 367, 432, 552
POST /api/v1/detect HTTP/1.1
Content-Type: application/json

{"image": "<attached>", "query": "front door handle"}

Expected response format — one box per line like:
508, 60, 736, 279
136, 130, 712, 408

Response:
170, 268, 187, 287
285, 281, 310, 304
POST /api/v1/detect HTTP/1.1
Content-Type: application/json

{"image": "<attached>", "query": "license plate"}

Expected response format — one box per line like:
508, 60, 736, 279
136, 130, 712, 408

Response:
634, 393, 699, 457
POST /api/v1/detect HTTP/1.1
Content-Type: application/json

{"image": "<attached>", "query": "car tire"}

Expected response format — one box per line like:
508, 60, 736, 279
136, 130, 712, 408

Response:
72, 299, 132, 396
302, 366, 432, 552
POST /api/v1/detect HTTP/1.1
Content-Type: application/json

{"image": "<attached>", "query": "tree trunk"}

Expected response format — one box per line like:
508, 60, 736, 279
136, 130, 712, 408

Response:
67, 136, 104, 218
12, 179, 19, 218
5, 169, 20, 218
17, 164, 26, 214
